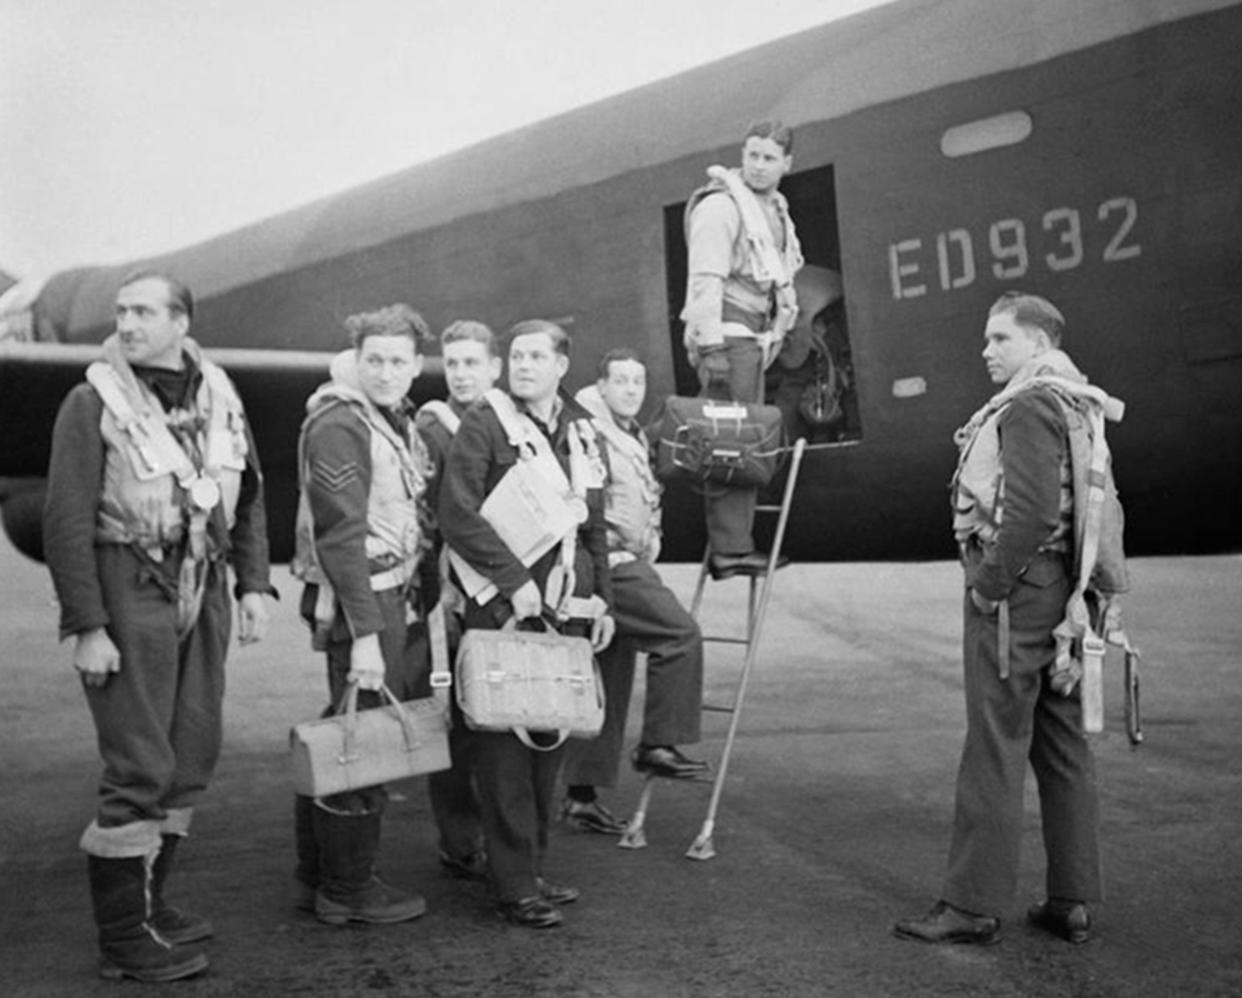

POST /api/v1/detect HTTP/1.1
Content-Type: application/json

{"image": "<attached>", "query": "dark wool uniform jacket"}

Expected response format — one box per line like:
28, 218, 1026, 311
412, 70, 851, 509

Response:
43, 368, 273, 640
968, 387, 1070, 603
415, 398, 468, 526
438, 391, 613, 614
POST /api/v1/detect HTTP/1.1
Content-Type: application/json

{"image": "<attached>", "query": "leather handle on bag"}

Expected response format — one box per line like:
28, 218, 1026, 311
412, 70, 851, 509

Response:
513, 726, 571, 752
336, 681, 422, 762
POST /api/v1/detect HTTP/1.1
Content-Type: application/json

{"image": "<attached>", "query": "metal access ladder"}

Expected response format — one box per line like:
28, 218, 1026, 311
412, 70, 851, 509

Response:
619, 437, 807, 859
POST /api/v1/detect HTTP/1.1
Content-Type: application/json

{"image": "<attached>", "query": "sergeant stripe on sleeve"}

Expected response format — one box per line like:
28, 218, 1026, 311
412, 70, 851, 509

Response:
311, 459, 360, 493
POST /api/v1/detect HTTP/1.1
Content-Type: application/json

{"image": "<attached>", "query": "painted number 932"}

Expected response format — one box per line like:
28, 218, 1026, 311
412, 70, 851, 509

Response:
888, 196, 1141, 300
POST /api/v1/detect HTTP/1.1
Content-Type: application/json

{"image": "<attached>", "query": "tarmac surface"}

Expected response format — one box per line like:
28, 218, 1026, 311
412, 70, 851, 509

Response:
1, 532, 1239, 997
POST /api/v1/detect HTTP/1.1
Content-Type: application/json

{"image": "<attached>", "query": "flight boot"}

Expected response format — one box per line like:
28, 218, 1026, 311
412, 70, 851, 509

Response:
312, 806, 426, 925
87, 853, 209, 982
150, 833, 214, 945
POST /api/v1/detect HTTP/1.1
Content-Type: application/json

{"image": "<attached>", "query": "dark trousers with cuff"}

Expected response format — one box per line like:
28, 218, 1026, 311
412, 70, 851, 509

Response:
461, 598, 586, 904
562, 558, 703, 789
942, 553, 1103, 917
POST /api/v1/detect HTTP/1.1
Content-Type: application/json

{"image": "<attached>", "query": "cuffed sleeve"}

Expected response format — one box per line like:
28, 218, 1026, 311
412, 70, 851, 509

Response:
43, 385, 109, 639
227, 420, 275, 598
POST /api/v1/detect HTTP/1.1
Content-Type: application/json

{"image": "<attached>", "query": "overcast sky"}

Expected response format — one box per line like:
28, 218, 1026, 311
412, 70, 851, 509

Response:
0, 0, 891, 277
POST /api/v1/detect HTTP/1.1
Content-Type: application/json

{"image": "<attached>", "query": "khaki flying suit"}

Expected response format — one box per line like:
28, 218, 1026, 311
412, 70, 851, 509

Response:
43, 333, 271, 854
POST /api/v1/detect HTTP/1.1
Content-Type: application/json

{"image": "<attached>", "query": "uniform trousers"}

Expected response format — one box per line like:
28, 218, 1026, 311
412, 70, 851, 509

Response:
84, 545, 231, 838
943, 553, 1103, 916
562, 559, 703, 788
428, 643, 484, 862
461, 599, 585, 903
700, 335, 764, 555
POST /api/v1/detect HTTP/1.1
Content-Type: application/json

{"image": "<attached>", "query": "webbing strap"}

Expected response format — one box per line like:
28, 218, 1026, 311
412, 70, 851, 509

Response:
1067, 404, 1110, 732
86, 362, 198, 484
997, 599, 1011, 680
419, 399, 460, 436
704, 166, 793, 288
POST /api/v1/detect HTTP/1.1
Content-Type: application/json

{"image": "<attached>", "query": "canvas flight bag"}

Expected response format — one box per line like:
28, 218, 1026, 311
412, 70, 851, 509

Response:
651, 395, 784, 487
289, 683, 451, 797
455, 618, 603, 751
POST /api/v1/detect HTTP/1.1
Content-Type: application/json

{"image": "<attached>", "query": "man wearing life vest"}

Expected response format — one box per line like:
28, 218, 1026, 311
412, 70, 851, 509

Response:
290, 304, 436, 929
895, 293, 1120, 948
414, 320, 502, 882
439, 319, 614, 929
680, 120, 804, 579
561, 348, 707, 834
43, 271, 274, 983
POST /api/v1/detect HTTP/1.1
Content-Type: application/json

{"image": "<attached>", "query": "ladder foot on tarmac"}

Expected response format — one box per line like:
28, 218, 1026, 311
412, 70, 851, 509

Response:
619, 438, 807, 859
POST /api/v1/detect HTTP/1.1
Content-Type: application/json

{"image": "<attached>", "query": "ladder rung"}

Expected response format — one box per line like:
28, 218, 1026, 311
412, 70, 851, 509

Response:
755, 504, 783, 513
702, 704, 735, 714
703, 636, 749, 646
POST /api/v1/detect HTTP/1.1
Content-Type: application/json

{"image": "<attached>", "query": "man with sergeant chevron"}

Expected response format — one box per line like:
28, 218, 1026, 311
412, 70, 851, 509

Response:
289, 304, 438, 929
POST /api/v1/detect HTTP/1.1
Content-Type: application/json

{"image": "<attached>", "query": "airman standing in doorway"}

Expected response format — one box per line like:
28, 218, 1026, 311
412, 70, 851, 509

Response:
680, 120, 804, 578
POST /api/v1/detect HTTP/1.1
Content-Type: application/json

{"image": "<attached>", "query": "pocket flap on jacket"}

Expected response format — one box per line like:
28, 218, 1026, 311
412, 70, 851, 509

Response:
1019, 555, 1066, 588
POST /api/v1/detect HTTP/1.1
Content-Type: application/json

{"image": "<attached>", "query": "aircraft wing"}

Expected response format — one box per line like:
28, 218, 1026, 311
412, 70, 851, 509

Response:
0, 341, 445, 562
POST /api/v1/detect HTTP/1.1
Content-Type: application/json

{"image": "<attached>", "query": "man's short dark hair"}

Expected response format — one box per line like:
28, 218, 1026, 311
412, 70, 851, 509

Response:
989, 292, 1065, 348
597, 347, 645, 380
746, 120, 793, 155
119, 269, 194, 320
345, 303, 432, 353
507, 319, 570, 357
441, 319, 497, 356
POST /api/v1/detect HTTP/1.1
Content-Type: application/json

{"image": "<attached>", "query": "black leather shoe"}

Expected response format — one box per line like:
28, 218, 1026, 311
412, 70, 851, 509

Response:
1027, 899, 1091, 944
498, 897, 563, 929
708, 551, 790, 580
893, 900, 1001, 945
632, 745, 710, 779
560, 798, 628, 835
537, 878, 580, 905
439, 849, 488, 882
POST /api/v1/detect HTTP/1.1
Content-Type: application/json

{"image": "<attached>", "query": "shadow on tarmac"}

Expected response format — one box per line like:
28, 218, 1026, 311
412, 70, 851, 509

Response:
1, 534, 1239, 997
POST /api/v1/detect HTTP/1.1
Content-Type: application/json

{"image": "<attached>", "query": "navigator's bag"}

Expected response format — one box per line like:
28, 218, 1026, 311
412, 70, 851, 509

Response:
455, 620, 604, 751
290, 683, 451, 797
651, 395, 784, 487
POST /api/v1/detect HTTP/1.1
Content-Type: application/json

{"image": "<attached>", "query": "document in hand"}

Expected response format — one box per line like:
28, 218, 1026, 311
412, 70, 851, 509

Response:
449, 451, 581, 601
